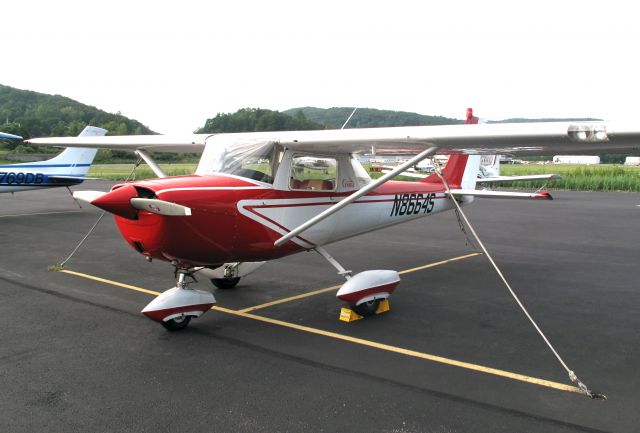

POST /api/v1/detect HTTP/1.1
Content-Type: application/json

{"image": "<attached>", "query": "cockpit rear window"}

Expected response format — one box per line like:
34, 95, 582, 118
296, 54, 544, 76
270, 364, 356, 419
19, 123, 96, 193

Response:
289, 155, 337, 191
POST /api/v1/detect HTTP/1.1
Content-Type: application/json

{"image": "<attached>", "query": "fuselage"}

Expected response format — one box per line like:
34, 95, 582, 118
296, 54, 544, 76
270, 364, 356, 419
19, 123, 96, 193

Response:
0, 165, 85, 193
89, 140, 478, 269
109, 173, 458, 268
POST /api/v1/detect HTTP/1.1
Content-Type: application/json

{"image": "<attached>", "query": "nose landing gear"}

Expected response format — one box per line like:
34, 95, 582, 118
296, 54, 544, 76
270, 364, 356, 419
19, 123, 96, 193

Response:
141, 270, 217, 331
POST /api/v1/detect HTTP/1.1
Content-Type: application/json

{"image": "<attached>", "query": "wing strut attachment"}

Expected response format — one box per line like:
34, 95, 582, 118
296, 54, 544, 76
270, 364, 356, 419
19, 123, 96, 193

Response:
433, 158, 606, 400
274, 146, 439, 247
314, 246, 352, 279
135, 150, 167, 178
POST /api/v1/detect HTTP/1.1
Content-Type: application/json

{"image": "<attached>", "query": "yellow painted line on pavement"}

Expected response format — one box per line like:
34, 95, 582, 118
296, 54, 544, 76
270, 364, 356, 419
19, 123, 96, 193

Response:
239, 284, 341, 313
59, 267, 582, 395
241, 252, 482, 313
398, 252, 481, 275
60, 269, 162, 296
0, 210, 83, 218
217, 305, 582, 394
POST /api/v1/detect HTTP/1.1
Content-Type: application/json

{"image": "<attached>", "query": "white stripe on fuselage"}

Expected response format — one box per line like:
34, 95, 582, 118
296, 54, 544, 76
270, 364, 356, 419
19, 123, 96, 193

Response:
238, 193, 454, 247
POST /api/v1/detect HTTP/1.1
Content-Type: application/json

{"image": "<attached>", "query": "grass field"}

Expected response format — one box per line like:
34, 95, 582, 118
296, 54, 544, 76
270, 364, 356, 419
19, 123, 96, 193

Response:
88, 164, 196, 180
87, 162, 640, 192
498, 164, 640, 192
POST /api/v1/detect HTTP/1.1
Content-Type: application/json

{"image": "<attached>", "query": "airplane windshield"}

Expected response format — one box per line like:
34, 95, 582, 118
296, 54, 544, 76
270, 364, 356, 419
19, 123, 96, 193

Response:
197, 139, 281, 184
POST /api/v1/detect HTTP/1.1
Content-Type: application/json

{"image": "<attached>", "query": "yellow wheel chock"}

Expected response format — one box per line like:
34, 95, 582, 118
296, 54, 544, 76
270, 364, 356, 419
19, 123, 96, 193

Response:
339, 299, 390, 322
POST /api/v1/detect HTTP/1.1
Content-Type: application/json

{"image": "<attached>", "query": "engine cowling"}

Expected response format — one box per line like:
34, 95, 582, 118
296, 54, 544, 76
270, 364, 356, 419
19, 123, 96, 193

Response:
336, 270, 400, 306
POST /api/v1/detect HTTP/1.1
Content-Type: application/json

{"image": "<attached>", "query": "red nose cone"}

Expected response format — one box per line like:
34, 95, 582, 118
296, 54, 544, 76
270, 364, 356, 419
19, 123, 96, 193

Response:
92, 184, 139, 219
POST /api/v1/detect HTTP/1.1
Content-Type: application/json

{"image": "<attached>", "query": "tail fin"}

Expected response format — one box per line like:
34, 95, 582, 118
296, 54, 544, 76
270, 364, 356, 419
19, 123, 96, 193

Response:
466, 108, 479, 125
420, 108, 482, 188
420, 154, 481, 189
468, 108, 502, 178
19, 126, 106, 176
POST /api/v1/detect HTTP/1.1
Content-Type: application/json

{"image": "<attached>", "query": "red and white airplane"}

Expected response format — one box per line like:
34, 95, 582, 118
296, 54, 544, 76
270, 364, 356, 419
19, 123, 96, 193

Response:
28, 115, 640, 330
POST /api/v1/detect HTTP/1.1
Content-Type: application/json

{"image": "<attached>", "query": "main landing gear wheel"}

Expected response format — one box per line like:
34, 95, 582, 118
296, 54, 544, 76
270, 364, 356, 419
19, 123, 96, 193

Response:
210, 277, 241, 289
352, 299, 380, 317
161, 315, 192, 331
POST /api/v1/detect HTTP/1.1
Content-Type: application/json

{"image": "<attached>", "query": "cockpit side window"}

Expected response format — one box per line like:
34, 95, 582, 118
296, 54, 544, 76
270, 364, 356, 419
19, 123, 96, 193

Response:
290, 155, 337, 191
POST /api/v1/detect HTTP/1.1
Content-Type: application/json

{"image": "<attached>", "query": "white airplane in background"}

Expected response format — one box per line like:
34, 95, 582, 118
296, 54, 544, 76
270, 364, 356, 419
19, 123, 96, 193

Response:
0, 126, 106, 193
476, 155, 562, 183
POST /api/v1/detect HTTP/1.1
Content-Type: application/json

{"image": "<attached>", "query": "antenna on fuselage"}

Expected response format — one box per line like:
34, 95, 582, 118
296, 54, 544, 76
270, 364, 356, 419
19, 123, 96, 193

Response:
341, 107, 358, 129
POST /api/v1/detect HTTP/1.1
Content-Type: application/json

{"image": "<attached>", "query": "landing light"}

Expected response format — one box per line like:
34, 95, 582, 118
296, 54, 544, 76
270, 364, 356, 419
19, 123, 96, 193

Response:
568, 124, 608, 142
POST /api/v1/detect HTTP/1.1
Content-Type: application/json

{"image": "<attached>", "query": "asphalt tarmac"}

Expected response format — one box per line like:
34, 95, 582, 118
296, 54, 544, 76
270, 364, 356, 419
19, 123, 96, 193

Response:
1, 181, 639, 433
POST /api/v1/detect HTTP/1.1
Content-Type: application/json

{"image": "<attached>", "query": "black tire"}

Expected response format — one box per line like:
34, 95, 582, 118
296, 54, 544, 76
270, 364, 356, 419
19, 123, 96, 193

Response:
352, 299, 381, 317
161, 315, 191, 331
211, 277, 241, 289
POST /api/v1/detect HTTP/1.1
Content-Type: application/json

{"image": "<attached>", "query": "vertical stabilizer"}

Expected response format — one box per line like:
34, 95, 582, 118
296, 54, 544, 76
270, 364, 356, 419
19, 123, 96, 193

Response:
466, 108, 479, 125
420, 154, 481, 189
18, 126, 106, 176
420, 108, 482, 188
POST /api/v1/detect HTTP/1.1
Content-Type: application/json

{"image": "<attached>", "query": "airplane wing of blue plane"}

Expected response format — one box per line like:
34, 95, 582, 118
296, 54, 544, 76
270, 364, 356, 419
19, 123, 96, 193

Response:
0, 131, 23, 142
0, 126, 106, 193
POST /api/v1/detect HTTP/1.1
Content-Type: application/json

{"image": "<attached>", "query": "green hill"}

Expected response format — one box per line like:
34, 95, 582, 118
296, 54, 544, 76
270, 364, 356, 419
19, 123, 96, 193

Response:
0, 83, 154, 140
0, 83, 156, 162
283, 107, 463, 128
197, 108, 324, 133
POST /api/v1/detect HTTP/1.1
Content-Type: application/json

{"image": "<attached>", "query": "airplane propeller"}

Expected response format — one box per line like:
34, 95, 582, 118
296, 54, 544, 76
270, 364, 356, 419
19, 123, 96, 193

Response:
73, 189, 192, 217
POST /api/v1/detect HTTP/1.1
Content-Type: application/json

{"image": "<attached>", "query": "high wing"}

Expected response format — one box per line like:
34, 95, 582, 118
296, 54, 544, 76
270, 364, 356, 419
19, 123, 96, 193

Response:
26, 121, 640, 155
26, 134, 212, 152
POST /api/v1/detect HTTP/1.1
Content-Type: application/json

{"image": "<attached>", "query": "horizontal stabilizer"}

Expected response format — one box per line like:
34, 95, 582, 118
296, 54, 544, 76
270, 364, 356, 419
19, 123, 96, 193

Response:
130, 198, 192, 216
477, 174, 561, 183
450, 189, 553, 200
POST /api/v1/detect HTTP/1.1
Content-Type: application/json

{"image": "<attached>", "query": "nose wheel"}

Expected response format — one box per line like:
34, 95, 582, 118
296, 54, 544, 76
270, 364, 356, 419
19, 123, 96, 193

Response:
141, 270, 216, 331
161, 315, 192, 331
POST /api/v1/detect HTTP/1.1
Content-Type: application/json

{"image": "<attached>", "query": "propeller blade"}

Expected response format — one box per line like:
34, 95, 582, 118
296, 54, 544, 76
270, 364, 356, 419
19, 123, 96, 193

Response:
73, 190, 107, 204
130, 198, 192, 216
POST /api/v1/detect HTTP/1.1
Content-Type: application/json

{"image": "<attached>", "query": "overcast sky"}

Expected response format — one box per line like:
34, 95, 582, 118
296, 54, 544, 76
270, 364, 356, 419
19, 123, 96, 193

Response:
3, 0, 639, 134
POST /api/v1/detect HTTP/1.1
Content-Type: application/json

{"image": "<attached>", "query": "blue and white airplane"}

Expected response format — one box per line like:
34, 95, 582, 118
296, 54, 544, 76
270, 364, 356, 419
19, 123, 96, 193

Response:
0, 126, 106, 193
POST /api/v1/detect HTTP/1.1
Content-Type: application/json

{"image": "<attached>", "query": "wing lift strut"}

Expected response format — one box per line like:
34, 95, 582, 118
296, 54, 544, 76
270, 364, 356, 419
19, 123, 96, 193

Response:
432, 157, 606, 400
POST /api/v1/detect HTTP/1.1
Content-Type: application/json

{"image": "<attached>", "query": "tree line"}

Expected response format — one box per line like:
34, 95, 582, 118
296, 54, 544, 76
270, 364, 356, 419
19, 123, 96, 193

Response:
2, 83, 625, 163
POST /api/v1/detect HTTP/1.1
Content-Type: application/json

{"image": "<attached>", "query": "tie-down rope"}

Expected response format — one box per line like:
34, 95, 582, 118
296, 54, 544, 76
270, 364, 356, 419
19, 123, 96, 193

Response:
432, 158, 605, 400
50, 158, 143, 270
